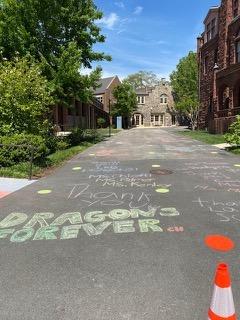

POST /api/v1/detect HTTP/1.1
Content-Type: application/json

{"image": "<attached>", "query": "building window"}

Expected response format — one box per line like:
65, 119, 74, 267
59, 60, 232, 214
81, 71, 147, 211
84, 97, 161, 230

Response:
68, 108, 73, 116
160, 94, 167, 104
236, 40, 240, 63
96, 96, 103, 103
204, 56, 208, 74
206, 18, 216, 42
211, 18, 216, 36
82, 103, 86, 116
233, 0, 239, 18
207, 23, 211, 42
76, 102, 80, 116
214, 49, 218, 63
137, 96, 145, 104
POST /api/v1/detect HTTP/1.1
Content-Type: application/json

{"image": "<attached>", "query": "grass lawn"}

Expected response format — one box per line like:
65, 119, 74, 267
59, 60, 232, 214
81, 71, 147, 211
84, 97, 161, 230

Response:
177, 129, 240, 155
178, 130, 226, 145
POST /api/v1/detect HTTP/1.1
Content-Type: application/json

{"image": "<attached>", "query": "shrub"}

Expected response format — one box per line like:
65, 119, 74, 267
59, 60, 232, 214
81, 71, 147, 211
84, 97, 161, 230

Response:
97, 117, 106, 128
68, 128, 84, 146
225, 115, 240, 145
82, 129, 97, 141
44, 135, 58, 154
68, 128, 101, 146
0, 134, 48, 167
56, 139, 70, 150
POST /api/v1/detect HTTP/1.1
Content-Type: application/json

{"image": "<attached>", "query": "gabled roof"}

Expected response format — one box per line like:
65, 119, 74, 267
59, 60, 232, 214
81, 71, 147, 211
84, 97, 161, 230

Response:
94, 76, 119, 94
204, 6, 219, 24
135, 87, 148, 95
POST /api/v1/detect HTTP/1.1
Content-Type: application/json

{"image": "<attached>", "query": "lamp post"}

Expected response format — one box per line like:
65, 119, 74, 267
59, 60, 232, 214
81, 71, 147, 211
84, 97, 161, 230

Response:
213, 63, 219, 117
109, 98, 111, 137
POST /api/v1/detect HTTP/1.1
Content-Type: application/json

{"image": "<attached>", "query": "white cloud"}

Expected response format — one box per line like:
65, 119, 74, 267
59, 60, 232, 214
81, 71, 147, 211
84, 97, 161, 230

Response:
115, 2, 125, 9
97, 13, 119, 29
133, 6, 143, 15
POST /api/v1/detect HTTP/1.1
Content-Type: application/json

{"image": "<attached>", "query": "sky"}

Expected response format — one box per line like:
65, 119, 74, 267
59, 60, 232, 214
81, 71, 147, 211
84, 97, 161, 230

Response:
90, 0, 219, 80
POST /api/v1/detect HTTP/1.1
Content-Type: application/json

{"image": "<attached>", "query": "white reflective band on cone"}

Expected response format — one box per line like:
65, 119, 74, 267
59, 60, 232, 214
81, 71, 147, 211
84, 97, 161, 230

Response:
210, 285, 235, 317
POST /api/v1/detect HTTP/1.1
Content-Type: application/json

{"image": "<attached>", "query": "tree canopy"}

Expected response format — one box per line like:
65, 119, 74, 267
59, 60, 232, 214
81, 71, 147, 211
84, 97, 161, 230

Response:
112, 82, 137, 128
170, 51, 199, 129
0, 0, 110, 67
0, 57, 53, 136
124, 71, 159, 89
0, 0, 110, 104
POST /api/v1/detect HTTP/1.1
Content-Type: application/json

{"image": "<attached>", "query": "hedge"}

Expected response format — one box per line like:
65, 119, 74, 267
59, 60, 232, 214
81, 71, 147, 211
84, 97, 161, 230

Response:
0, 134, 48, 167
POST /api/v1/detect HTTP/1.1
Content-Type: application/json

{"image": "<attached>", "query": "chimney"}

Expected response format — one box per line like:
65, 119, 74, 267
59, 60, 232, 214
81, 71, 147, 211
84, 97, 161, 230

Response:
161, 78, 166, 85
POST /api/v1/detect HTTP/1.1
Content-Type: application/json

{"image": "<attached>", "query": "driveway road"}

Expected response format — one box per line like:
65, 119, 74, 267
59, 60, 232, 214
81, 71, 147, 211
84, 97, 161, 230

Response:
1, 127, 240, 319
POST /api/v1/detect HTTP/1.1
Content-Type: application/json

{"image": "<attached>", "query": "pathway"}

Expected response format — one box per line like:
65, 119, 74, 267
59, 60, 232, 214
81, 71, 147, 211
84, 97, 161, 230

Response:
1, 127, 240, 319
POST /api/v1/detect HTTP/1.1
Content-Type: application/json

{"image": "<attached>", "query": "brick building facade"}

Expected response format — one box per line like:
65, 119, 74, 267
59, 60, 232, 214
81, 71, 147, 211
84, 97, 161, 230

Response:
133, 79, 176, 127
93, 76, 121, 113
53, 98, 109, 132
198, 1, 240, 133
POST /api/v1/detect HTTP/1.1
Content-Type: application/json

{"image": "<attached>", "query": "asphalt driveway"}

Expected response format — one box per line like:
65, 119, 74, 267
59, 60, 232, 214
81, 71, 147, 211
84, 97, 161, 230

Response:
1, 127, 240, 319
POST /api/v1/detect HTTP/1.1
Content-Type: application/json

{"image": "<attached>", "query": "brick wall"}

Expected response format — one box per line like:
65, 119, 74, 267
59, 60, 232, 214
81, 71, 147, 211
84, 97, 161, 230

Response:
198, 0, 240, 133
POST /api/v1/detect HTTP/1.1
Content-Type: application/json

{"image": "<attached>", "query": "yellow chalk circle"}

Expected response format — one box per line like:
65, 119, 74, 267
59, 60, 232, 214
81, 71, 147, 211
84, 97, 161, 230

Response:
89, 153, 95, 156
155, 188, 170, 194
72, 167, 82, 171
152, 164, 161, 168
37, 190, 52, 195
234, 164, 240, 167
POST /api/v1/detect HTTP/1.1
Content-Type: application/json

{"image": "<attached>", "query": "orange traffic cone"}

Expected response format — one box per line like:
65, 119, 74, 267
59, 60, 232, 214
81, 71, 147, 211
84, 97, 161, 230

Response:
208, 263, 237, 319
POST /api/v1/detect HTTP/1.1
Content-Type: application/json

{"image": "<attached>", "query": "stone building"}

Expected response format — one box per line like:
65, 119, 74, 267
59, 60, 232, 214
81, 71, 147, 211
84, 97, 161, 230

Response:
133, 79, 176, 127
93, 76, 121, 112
198, 1, 240, 133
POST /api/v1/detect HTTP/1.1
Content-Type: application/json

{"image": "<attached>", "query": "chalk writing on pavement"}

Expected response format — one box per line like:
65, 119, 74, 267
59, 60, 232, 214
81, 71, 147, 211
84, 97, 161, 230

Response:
193, 197, 240, 222
0, 208, 184, 243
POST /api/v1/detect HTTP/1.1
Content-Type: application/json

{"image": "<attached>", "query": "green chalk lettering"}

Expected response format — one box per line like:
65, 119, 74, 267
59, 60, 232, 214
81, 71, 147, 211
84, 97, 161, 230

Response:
113, 220, 135, 233
138, 219, 163, 233
82, 222, 112, 236
10, 228, 34, 243
0, 229, 15, 239
61, 225, 82, 239
24, 212, 54, 228
51, 212, 82, 226
33, 226, 59, 240
159, 208, 180, 217
84, 211, 106, 223
109, 209, 130, 220
130, 208, 156, 219
0, 212, 28, 228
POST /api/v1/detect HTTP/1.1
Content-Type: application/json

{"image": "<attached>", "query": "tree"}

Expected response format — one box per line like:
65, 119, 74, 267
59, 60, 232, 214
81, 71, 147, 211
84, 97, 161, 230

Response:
51, 42, 102, 106
170, 51, 199, 130
112, 82, 137, 129
0, 57, 54, 136
0, 0, 110, 103
124, 71, 159, 89
97, 117, 106, 128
